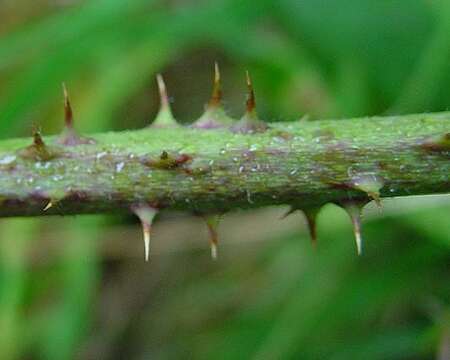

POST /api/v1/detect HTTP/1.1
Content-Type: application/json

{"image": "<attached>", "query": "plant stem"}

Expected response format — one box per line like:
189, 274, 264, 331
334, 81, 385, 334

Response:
0, 112, 448, 217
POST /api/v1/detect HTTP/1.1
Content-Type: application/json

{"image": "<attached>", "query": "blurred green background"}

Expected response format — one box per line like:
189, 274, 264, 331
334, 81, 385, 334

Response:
0, 0, 449, 359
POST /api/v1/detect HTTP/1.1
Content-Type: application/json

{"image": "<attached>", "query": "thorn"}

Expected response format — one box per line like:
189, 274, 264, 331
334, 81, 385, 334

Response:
280, 206, 297, 220
17, 125, 58, 161
229, 71, 268, 134
156, 74, 169, 109
208, 61, 222, 107
151, 74, 179, 128
281, 207, 320, 247
203, 214, 221, 260
192, 63, 233, 129
210, 241, 218, 260
62, 82, 73, 129
143, 223, 151, 262
354, 220, 362, 255
245, 70, 256, 114
41, 190, 65, 212
340, 202, 366, 255
57, 84, 95, 146
132, 205, 158, 262
302, 208, 318, 248
32, 126, 45, 147
43, 201, 53, 211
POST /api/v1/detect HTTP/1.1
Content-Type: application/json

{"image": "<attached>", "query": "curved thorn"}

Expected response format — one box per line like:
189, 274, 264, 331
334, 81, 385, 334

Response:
230, 71, 269, 133
151, 74, 178, 128
156, 74, 169, 109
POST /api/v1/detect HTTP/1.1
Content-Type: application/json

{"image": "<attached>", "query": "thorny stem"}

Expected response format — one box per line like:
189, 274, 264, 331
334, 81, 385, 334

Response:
0, 112, 448, 218
2, 68, 448, 258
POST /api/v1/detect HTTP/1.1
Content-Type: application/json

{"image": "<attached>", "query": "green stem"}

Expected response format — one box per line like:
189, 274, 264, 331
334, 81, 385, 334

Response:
0, 112, 448, 217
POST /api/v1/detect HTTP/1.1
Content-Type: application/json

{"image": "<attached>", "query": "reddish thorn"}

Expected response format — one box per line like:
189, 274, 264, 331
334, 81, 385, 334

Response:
62, 83, 73, 128
209, 62, 222, 107
303, 211, 318, 248
245, 70, 255, 113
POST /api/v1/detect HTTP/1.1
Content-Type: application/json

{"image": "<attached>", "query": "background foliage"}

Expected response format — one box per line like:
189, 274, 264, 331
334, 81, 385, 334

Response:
0, 0, 449, 359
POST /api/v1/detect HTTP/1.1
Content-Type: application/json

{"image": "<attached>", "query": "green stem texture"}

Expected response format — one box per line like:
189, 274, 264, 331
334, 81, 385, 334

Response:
0, 112, 448, 217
